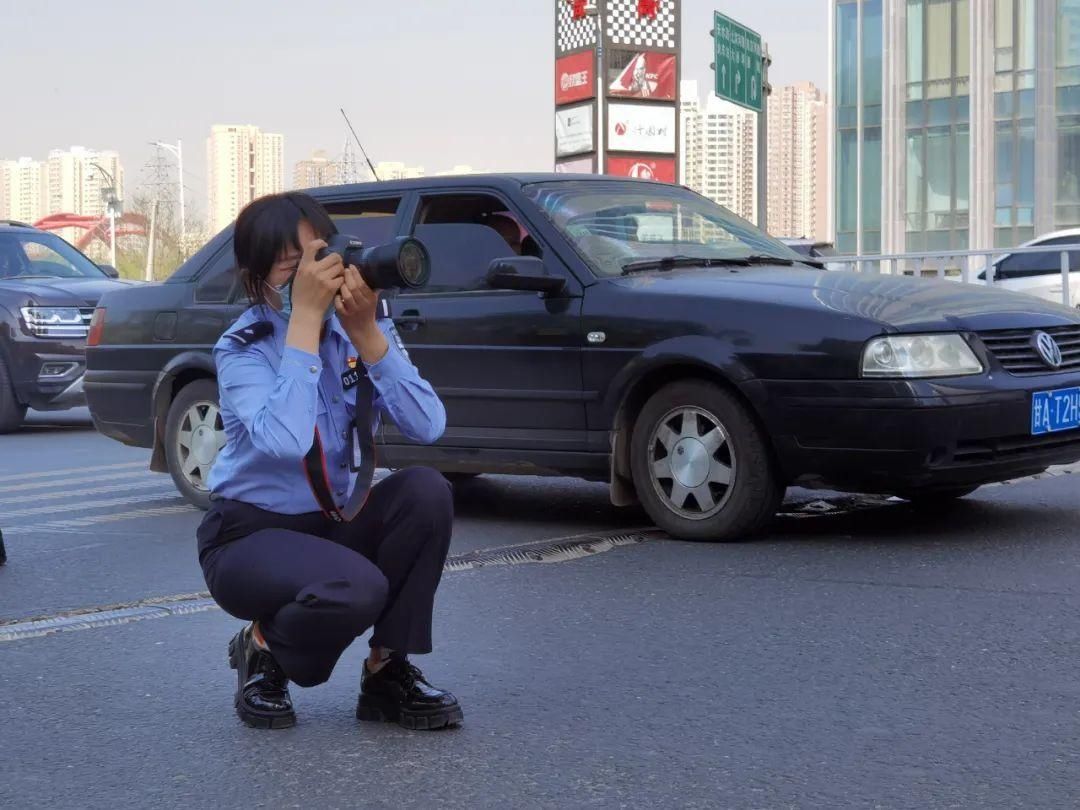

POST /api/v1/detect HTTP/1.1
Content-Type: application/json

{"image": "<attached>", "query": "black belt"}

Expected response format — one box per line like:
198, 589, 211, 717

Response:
301, 368, 376, 523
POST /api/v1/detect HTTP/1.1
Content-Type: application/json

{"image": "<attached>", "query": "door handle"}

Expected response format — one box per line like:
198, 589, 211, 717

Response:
393, 309, 425, 331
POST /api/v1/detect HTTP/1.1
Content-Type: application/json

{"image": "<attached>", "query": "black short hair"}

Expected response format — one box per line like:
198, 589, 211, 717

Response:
233, 192, 338, 307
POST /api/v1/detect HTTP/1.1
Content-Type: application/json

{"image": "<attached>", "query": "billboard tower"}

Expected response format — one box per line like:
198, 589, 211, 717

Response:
554, 0, 682, 182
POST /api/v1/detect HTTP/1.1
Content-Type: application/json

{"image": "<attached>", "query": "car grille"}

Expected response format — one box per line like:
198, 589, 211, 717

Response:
62, 307, 94, 338
977, 325, 1080, 375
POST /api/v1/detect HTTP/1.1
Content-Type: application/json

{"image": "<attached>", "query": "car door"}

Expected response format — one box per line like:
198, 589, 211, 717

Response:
382, 189, 587, 454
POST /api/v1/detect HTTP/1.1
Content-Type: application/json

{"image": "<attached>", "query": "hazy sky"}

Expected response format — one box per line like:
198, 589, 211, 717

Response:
1, 0, 826, 220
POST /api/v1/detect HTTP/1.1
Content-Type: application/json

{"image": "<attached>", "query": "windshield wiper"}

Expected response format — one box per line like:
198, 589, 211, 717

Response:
620, 254, 793, 275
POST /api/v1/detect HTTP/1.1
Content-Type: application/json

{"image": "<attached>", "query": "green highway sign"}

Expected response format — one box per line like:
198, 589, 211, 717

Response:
711, 11, 763, 113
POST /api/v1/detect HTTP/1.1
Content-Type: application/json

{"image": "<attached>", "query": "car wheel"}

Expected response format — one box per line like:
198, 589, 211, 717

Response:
630, 380, 783, 542
0, 356, 27, 434
165, 379, 224, 511
894, 485, 979, 504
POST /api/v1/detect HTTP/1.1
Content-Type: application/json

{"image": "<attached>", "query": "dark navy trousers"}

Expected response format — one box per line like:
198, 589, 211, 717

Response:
197, 467, 453, 688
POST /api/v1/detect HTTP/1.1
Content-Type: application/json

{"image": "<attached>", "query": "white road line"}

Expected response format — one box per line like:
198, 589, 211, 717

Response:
0, 479, 175, 506
0, 468, 161, 494
1, 492, 186, 520
5, 504, 198, 534
0, 460, 146, 483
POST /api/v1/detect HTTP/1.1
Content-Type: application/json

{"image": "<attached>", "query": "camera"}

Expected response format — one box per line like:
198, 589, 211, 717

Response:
316, 234, 431, 290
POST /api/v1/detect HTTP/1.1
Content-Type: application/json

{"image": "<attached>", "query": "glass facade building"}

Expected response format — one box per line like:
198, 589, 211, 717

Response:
831, 0, 1080, 255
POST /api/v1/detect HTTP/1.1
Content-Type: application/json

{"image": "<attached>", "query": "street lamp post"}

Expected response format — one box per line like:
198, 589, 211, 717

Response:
150, 140, 185, 251
580, 1, 604, 175
89, 162, 121, 269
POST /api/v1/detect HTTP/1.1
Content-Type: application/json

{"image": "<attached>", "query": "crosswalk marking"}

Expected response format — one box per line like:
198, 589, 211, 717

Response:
0, 479, 174, 507
6, 504, 198, 535
0, 468, 160, 494
0, 460, 195, 535
1, 491, 185, 520
0, 460, 146, 483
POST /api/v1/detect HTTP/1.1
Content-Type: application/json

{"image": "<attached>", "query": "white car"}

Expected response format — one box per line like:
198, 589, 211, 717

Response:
981, 229, 1080, 308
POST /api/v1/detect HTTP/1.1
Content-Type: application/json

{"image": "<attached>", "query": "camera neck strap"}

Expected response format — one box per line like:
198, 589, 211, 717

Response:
301, 371, 377, 523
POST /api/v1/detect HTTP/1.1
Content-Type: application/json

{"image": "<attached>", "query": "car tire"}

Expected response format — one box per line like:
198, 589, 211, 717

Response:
894, 485, 979, 504
630, 380, 783, 542
165, 379, 224, 511
0, 356, 27, 434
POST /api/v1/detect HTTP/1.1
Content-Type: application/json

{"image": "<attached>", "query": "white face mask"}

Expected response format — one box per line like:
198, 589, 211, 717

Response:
265, 278, 294, 317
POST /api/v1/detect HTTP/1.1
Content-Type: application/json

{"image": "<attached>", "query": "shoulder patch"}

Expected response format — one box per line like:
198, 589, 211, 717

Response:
386, 320, 410, 360
224, 320, 274, 347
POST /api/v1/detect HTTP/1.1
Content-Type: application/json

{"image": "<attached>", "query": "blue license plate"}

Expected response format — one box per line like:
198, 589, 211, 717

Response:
1031, 387, 1080, 435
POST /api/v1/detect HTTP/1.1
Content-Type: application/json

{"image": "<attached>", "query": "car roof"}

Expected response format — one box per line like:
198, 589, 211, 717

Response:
0, 220, 38, 232
1017, 228, 1080, 247
992, 227, 1080, 264
297, 173, 675, 198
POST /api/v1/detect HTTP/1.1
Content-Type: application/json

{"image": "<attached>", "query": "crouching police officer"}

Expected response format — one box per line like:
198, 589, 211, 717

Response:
196, 192, 461, 731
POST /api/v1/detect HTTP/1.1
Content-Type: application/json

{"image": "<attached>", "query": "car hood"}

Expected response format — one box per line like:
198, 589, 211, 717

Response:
611, 266, 1080, 332
0, 276, 134, 307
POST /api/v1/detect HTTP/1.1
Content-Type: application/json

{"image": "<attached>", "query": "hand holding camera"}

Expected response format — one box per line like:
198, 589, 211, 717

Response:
315, 234, 431, 291
292, 238, 345, 321
336, 265, 388, 363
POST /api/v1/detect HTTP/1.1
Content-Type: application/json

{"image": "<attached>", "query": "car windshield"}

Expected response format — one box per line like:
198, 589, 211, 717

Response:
0, 231, 106, 279
522, 180, 805, 278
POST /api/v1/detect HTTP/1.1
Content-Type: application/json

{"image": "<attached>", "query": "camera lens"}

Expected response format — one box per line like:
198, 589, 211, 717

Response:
397, 239, 430, 288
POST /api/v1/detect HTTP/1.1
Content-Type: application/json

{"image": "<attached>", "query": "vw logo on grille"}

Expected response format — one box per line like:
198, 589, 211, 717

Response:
1033, 331, 1064, 368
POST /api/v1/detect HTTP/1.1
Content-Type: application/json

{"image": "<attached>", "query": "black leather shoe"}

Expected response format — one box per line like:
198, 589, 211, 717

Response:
227, 625, 296, 729
356, 659, 463, 730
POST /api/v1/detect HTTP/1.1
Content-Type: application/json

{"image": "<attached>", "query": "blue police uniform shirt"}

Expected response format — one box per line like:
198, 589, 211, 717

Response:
208, 304, 445, 514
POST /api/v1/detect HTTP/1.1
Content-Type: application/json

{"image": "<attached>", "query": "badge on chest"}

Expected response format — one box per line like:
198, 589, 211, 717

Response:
342, 356, 363, 390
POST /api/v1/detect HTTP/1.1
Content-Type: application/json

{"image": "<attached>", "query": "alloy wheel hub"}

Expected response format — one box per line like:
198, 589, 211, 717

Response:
191, 425, 218, 466
670, 438, 710, 488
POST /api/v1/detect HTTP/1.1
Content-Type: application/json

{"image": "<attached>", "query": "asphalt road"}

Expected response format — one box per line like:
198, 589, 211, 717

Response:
2, 409, 1080, 809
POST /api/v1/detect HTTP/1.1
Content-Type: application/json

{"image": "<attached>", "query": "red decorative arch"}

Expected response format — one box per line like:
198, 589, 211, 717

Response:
33, 212, 149, 251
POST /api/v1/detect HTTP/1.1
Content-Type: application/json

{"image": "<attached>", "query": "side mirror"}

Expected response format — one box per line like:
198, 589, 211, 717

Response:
99, 264, 120, 278
486, 257, 566, 295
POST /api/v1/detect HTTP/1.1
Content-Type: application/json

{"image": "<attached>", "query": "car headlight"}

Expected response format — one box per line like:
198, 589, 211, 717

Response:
20, 306, 89, 338
861, 334, 984, 378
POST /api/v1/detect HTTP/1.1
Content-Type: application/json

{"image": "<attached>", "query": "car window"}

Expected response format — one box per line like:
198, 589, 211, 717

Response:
0, 231, 105, 279
416, 193, 542, 259
194, 246, 239, 304
326, 198, 402, 246
191, 197, 405, 303
996, 235, 1080, 279
408, 223, 521, 293
523, 180, 803, 278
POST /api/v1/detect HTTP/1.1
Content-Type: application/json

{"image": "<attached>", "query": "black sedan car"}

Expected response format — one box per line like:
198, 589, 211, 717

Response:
86, 175, 1080, 541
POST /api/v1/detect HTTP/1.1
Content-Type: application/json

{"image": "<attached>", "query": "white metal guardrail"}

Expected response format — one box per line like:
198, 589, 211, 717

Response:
828, 244, 1079, 308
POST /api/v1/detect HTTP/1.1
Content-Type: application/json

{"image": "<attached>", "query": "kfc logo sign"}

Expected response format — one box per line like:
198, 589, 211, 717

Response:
555, 51, 595, 104
608, 51, 677, 101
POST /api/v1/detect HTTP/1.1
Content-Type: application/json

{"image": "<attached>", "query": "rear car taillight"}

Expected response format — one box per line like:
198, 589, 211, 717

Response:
87, 307, 106, 347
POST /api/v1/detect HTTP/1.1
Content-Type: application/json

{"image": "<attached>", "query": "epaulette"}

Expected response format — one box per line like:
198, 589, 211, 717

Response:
224, 320, 274, 346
